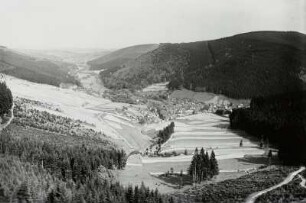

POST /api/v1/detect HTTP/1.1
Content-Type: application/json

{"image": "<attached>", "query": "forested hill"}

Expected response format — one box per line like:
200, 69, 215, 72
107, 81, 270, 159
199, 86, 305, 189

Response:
230, 90, 306, 164
0, 47, 79, 86
88, 44, 158, 70
101, 31, 306, 99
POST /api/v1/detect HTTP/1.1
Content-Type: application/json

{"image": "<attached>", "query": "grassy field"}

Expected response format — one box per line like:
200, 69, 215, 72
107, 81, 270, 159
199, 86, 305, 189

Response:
118, 113, 269, 194
160, 114, 264, 158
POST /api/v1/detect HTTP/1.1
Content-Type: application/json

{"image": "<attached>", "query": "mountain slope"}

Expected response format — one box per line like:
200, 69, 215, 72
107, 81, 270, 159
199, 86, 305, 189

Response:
0, 47, 79, 86
88, 44, 159, 70
230, 90, 306, 164
100, 31, 306, 99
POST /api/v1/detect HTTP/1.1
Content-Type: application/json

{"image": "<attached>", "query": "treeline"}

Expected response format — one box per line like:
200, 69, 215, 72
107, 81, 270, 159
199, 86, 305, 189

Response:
230, 91, 306, 164
125, 183, 167, 203
188, 148, 219, 183
0, 82, 13, 115
157, 122, 175, 145
0, 155, 166, 203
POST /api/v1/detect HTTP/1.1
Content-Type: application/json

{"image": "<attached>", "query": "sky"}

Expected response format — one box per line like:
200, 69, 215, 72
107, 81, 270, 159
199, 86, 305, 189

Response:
0, 0, 305, 49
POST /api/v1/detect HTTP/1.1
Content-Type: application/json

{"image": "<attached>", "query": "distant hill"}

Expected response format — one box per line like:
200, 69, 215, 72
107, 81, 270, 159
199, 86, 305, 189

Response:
0, 47, 79, 86
18, 48, 111, 65
101, 31, 306, 99
88, 44, 159, 70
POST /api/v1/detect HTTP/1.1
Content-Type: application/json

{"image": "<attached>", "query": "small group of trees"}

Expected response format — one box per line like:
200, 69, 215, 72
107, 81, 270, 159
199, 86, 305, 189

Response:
188, 148, 219, 183
157, 122, 175, 145
155, 122, 175, 154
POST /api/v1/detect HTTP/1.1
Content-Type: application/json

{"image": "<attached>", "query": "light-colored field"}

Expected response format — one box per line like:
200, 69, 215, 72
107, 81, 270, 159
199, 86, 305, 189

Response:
142, 82, 169, 92
160, 114, 263, 155
170, 88, 249, 105
118, 113, 267, 193
5, 75, 151, 153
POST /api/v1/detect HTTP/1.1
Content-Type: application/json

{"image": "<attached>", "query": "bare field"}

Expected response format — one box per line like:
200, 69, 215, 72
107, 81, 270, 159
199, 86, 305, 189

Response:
5, 75, 151, 153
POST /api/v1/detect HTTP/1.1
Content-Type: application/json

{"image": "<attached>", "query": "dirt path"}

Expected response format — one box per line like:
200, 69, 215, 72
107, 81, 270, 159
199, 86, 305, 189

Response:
298, 174, 306, 189
0, 102, 14, 131
245, 166, 306, 203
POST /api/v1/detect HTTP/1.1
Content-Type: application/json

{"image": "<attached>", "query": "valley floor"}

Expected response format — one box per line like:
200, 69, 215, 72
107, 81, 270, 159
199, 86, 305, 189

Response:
4, 74, 281, 197
117, 113, 268, 193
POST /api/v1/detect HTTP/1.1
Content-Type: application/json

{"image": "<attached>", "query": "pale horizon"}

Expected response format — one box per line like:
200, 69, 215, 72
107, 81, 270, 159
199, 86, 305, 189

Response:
0, 0, 305, 50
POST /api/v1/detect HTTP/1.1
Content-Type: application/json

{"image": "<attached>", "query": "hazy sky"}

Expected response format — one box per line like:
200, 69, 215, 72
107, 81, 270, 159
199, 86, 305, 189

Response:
0, 0, 305, 49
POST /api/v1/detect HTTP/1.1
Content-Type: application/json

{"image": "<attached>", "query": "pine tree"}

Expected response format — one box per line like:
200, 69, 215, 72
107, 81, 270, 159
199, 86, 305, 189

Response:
195, 152, 201, 182
169, 196, 175, 203
200, 148, 208, 181
125, 185, 134, 203
210, 150, 219, 176
16, 182, 31, 203
134, 185, 139, 203
188, 148, 198, 176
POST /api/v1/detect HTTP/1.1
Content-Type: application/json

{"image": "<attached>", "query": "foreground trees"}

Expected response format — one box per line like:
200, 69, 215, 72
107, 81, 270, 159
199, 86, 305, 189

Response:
188, 148, 219, 183
0, 99, 170, 203
0, 126, 169, 203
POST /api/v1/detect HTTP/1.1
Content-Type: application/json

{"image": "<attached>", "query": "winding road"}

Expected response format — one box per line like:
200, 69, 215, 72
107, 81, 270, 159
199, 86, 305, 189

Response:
245, 166, 306, 203
298, 174, 306, 189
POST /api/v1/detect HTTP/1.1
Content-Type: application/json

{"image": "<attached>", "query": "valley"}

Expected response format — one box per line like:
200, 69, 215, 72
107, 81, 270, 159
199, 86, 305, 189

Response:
1, 31, 306, 203
1, 0, 305, 201
3, 51, 273, 197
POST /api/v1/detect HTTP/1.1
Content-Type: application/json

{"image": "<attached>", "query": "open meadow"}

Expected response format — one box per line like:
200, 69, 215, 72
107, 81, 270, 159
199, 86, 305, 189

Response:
117, 113, 268, 193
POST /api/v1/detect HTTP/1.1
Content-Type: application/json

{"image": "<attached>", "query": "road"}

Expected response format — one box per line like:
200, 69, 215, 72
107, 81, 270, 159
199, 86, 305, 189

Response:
245, 166, 306, 203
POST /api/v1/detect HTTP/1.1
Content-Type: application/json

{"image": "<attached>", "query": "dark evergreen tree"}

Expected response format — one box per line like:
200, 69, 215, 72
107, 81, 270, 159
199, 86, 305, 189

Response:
134, 185, 139, 203
16, 182, 31, 203
200, 148, 208, 181
210, 150, 219, 176
125, 185, 134, 203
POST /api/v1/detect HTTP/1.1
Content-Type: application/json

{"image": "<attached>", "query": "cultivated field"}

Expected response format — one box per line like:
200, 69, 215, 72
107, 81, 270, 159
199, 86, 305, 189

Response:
118, 113, 268, 193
